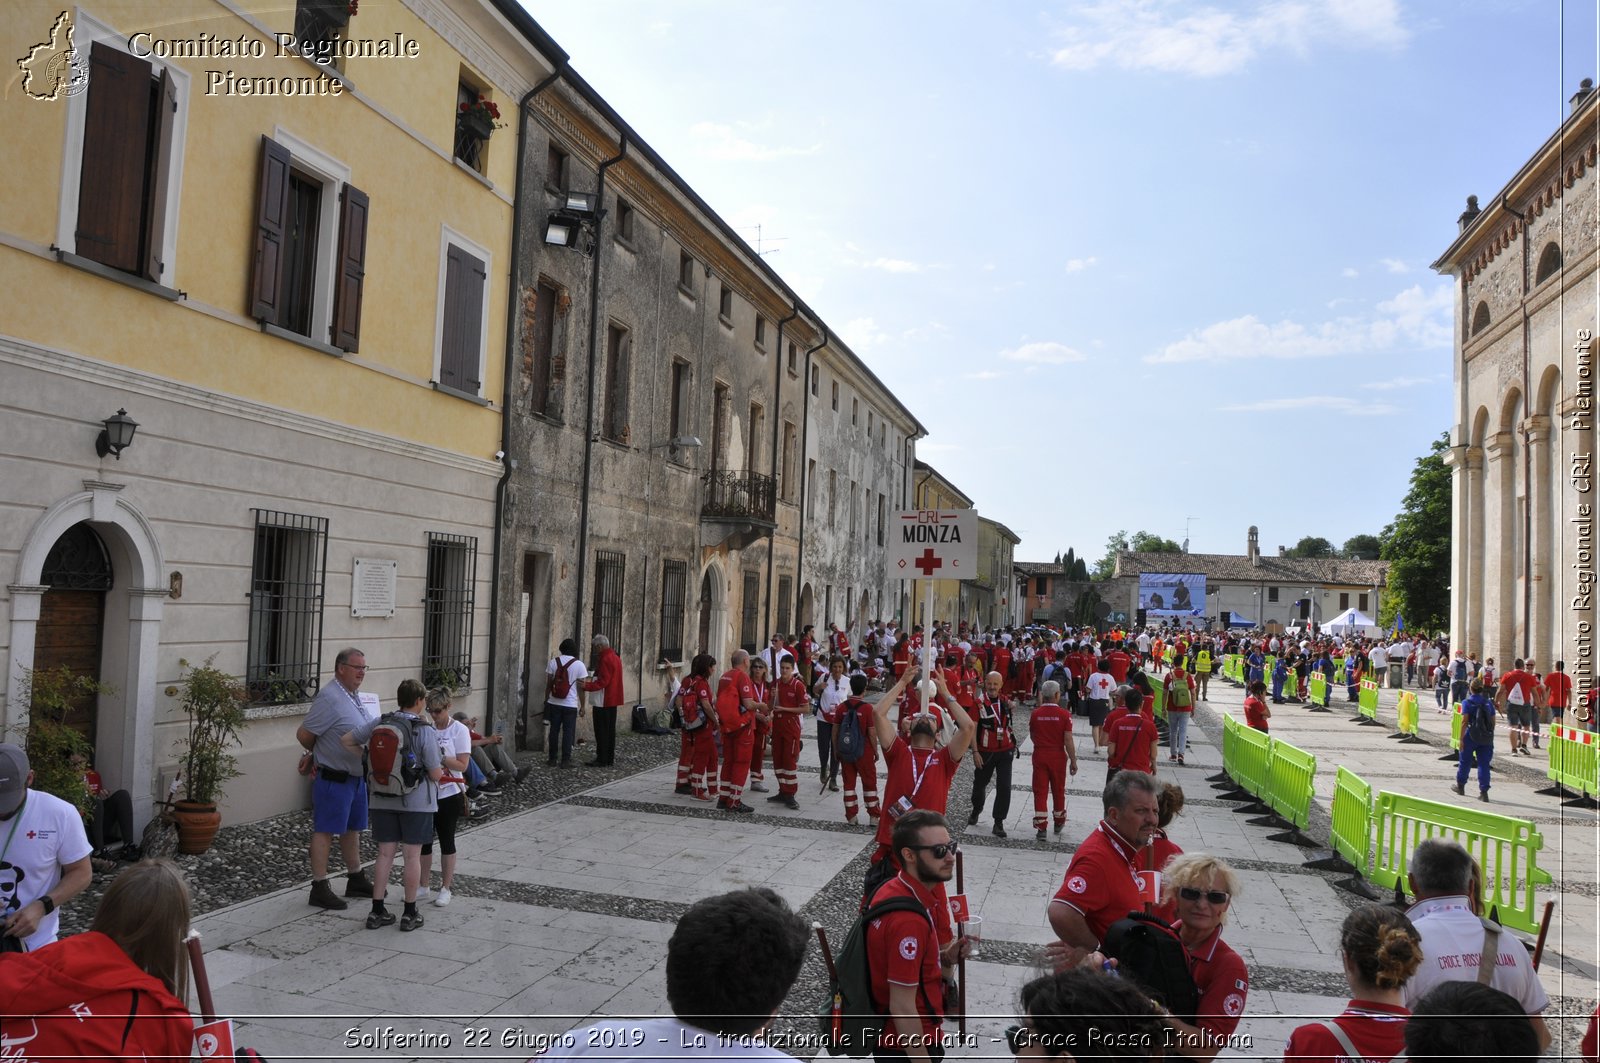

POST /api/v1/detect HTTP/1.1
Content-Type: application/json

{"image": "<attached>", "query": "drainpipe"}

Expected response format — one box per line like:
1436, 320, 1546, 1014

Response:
763, 306, 799, 640
572, 135, 630, 644
796, 325, 829, 624
492, 65, 564, 744
1504, 194, 1531, 659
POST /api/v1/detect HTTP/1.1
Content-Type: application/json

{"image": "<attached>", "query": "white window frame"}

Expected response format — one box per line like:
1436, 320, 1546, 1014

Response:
432, 224, 493, 397
54, 9, 191, 287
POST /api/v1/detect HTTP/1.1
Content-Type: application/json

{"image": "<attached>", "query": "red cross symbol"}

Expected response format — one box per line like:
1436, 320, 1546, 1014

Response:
913, 548, 943, 577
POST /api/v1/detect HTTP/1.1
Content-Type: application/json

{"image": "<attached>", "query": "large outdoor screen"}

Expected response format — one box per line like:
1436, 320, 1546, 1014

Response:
1139, 573, 1205, 616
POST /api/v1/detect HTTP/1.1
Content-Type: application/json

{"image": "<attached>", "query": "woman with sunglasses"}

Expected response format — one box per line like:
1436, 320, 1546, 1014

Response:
1156, 853, 1247, 1061
1007, 967, 1164, 1060
1282, 904, 1421, 1063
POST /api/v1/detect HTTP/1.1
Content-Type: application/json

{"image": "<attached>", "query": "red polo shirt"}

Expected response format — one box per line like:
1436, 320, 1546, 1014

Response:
1182, 923, 1249, 1039
1051, 821, 1145, 943
1029, 702, 1073, 760
1546, 670, 1573, 709
866, 872, 944, 1050
1105, 709, 1158, 773
715, 668, 756, 732
875, 738, 960, 848
774, 675, 808, 738
1282, 1000, 1408, 1063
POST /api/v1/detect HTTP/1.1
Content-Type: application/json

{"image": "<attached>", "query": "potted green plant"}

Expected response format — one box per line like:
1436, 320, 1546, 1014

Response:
15, 665, 107, 819
170, 657, 247, 854
458, 94, 502, 141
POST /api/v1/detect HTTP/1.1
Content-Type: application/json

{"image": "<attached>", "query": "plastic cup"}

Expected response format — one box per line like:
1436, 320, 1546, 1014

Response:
963, 915, 984, 959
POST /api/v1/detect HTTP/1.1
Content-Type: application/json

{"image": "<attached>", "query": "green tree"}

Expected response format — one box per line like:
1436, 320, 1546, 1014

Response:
1071, 554, 1089, 581
1092, 530, 1181, 581
1092, 531, 1130, 581
1130, 531, 1183, 553
1378, 433, 1451, 632
1342, 534, 1382, 560
1286, 536, 1336, 558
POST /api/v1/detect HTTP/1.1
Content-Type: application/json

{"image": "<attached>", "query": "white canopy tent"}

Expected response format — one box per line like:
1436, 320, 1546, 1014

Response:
1321, 607, 1380, 638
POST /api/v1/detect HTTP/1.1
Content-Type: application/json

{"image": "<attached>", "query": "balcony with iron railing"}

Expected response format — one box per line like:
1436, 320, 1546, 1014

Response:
701, 469, 777, 527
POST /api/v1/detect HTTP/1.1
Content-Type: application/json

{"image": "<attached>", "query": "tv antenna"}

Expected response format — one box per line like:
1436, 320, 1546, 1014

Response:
740, 224, 788, 257
1183, 516, 1196, 554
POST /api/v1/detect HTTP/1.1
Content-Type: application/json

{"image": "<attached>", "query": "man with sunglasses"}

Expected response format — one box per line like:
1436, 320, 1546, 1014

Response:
1047, 770, 1161, 968
867, 810, 964, 1063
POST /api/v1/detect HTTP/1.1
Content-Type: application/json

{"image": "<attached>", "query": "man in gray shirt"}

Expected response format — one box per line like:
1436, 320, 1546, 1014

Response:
296, 647, 375, 910
343, 678, 442, 931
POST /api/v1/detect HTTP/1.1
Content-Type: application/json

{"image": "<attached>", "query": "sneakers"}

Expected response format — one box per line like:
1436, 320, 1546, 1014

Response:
344, 871, 374, 898
675, 783, 694, 795
846, 816, 858, 825
1054, 822, 1065, 836
781, 796, 801, 810
434, 888, 452, 907
1533, 736, 1541, 749
749, 780, 769, 793
365, 909, 396, 929
494, 771, 514, 788
992, 822, 1007, 838
766, 792, 788, 803
400, 911, 424, 932
733, 802, 754, 814
514, 765, 532, 784
414, 887, 430, 903
967, 809, 981, 826
1036, 828, 1047, 841
1450, 782, 1465, 795
478, 784, 503, 796
310, 878, 349, 910
829, 781, 840, 792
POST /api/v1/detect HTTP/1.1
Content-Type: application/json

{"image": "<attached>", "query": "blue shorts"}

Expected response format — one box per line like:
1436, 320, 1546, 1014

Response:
312, 773, 369, 834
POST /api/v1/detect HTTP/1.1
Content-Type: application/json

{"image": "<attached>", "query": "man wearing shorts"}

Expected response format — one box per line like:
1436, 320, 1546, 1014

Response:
1083, 659, 1116, 751
1496, 658, 1537, 757
343, 679, 442, 932
296, 647, 376, 910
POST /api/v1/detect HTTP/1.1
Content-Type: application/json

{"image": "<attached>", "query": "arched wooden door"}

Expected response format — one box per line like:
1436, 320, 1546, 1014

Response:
35, 523, 113, 748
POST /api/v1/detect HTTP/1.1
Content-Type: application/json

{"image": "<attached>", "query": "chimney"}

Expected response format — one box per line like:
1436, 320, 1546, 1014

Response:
1278, 545, 1287, 557
1458, 195, 1480, 232
1573, 77, 1594, 115
1247, 526, 1260, 566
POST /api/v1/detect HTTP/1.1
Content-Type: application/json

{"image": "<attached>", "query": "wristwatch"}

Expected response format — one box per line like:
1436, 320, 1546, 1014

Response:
37, 895, 55, 916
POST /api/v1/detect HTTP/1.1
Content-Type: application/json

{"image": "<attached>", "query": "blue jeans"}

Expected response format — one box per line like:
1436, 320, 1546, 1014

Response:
816, 719, 835, 778
1457, 737, 1492, 792
546, 703, 578, 764
1168, 712, 1191, 757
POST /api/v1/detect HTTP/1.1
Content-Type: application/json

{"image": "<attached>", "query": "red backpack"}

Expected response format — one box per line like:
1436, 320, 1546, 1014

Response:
549, 656, 576, 699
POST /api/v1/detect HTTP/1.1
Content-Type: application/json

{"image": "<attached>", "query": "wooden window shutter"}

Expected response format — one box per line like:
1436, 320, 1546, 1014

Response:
141, 67, 177, 282
250, 136, 292, 321
76, 42, 153, 273
440, 244, 485, 393
331, 183, 370, 352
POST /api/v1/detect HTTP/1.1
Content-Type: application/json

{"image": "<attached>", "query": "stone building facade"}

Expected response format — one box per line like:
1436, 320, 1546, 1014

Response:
1434, 80, 1600, 684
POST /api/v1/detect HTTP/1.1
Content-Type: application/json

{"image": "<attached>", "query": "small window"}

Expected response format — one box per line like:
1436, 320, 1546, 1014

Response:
880, 423, 886, 447
1268, 586, 1279, 603
747, 402, 764, 473
741, 571, 761, 654
1359, 593, 1370, 613
530, 277, 561, 419
678, 251, 695, 294
788, 342, 798, 376
1536, 241, 1562, 284
831, 381, 839, 411
1471, 300, 1491, 336
877, 495, 886, 546
616, 197, 635, 243
546, 141, 567, 191
777, 576, 793, 637
1339, 592, 1350, 611
712, 382, 730, 469
592, 550, 626, 648
294, 0, 350, 65
781, 421, 797, 501
828, 469, 837, 521
719, 283, 733, 321
423, 533, 478, 689
603, 322, 631, 443
808, 459, 817, 517
669, 360, 691, 441
454, 80, 497, 173
852, 397, 859, 426
849, 482, 857, 538
246, 509, 329, 705
755, 315, 767, 349
810, 365, 819, 396
867, 410, 874, 437
660, 560, 687, 661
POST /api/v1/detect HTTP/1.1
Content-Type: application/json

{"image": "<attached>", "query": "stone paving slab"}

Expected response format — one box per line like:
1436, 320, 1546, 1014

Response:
187, 682, 1599, 1062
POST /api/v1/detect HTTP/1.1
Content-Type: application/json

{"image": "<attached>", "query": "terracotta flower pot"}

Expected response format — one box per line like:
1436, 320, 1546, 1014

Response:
171, 800, 222, 854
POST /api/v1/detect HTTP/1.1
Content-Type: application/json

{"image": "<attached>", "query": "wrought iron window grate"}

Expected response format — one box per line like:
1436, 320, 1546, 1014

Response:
423, 533, 477, 689
247, 510, 328, 705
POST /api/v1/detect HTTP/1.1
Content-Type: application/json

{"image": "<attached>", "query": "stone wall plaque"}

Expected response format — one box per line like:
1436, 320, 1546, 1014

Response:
352, 557, 397, 618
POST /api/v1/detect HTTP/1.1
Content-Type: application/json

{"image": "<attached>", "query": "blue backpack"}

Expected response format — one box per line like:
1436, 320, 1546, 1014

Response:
836, 699, 869, 761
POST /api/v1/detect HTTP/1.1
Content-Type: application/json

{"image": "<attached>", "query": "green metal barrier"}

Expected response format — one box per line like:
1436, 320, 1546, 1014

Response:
1545, 724, 1599, 808
1232, 721, 1273, 802
1438, 703, 1463, 762
1334, 658, 1346, 684
1368, 790, 1553, 933
1309, 673, 1328, 708
1356, 679, 1381, 725
1266, 738, 1317, 832
1149, 677, 1167, 724
1390, 691, 1424, 743
1327, 766, 1373, 873
1220, 713, 1240, 784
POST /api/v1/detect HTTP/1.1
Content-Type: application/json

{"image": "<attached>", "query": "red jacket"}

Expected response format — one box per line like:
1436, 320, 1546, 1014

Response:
581, 646, 624, 706
0, 931, 194, 1060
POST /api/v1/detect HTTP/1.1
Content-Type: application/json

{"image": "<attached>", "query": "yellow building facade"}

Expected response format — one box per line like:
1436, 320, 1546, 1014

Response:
1, 0, 547, 825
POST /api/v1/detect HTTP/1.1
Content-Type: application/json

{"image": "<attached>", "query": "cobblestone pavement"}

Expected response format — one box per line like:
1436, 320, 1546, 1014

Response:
83, 680, 1598, 1061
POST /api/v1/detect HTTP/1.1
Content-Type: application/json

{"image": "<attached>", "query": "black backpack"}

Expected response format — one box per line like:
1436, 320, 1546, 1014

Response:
817, 893, 935, 1056
836, 699, 869, 762
1467, 699, 1495, 745
1102, 912, 1200, 1023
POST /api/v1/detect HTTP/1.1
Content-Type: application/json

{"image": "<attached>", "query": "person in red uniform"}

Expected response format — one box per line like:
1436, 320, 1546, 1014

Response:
1152, 853, 1249, 1060
766, 656, 807, 810
715, 649, 763, 813
1014, 638, 1036, 701
676, 654, 718, 799
1029, 679, 1079, 840
1243, 680, 1272, 733
835, 675, 882, 824
745, 658, 774, 794
1106, 644, 1132, 685
867, 810, 966, 1063
967, 671, 1017, 838
1282, 904, 1422, 1063
1545, 660, 1573, 724
1143, 783, 1185, 923
831, 621, 852, 659
579, 633, 625, 767
992, 640, 1013, 695
798, 625, 818, 685
1047, 770, 1160, 966
1106, 686, 1159, 784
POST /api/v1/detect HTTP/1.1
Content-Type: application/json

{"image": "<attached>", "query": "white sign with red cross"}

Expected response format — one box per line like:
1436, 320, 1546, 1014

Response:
889, 509, 978, 580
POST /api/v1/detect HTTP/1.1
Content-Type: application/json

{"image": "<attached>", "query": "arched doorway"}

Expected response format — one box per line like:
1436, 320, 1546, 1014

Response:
696, 562, 727, 660
798, 583, 814, 630
34, 523, 114, 748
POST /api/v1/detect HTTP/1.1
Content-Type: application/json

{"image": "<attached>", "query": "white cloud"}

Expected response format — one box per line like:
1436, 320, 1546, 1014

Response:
647, 20, 671, 36
688, 121, 821, 162
1341, 267, 1360, 278
966, 370, 1006, 381
839, 317, 889, 352
1145, 283, 1452, 364
1065, 256, 1099, 273
1220, 396, 1400, 416
863, 257, 926, 273
1048, 0, 1408, 77
1001, 341, 1086, 365
1361, 376, 1433, 391
1381, 257, 1409, 274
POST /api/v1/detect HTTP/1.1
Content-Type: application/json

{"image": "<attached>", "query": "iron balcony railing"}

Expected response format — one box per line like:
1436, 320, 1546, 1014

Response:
701, 470, 777, 525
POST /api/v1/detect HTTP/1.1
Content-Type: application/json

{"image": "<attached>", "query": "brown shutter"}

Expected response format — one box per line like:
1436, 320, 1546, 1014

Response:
439, 244, 485, 392
141, 67, 177, 282
331, 183, 369, 351
250, 136, 292, 321
75, 42, 152, 273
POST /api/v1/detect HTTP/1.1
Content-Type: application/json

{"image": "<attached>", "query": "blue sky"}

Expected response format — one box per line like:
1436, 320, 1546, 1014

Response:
525, 0, 1597, 563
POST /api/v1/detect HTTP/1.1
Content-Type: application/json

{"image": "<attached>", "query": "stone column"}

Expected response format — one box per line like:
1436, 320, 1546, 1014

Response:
3, 585, 49, 734
1486, 432, 1516, 665
1524, 416, 1552, 664
1443, 446, 1472, 652
1466, 445, 1486, 655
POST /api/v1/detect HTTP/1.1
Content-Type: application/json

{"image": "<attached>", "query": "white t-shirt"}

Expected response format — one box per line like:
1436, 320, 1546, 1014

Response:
1085, 672, 1115, 702
432, 718, 473, 798
536, 1016, 802, 1063
1, 789, 93, 951
546, 655, 589, 709
1369, 646, 1388, 667
1401, 896, 1550, 1014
